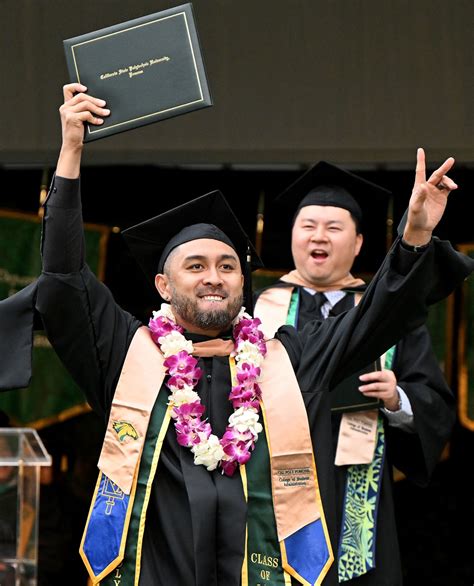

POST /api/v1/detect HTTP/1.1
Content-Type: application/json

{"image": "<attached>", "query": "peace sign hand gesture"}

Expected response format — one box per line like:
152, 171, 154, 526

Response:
403, 148, 458, 246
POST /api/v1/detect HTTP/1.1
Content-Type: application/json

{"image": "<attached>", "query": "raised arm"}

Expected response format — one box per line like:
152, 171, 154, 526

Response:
42, 84, 110, 274
277, 150, 473, 392
37, 84, 141, 415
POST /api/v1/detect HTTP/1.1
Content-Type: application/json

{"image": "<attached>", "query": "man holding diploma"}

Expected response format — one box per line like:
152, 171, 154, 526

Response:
1, 82, 472, 586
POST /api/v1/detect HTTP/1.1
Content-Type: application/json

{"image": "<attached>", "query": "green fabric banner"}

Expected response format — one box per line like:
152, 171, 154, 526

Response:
244, 424, 288, 586
0, 209, 109, 428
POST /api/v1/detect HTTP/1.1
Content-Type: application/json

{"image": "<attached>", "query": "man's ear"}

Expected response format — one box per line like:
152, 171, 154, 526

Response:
355, 233, 364, 257
155, 274, 171, 301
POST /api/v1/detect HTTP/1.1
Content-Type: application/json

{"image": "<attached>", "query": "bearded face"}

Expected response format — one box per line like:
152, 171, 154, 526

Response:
169, 281, 243, 332
155, 238, 245, 336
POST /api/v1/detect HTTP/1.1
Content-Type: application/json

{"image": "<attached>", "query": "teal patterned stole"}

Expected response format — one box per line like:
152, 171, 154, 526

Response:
285, 288, 396, 581
337, 345, 395, 582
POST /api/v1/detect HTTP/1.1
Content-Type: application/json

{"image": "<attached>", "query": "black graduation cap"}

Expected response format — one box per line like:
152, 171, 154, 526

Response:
276, 161, 391, 229
122, 190, 263, 310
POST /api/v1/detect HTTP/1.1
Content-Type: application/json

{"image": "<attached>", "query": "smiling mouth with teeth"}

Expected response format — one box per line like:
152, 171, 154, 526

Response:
201, 295, 225, 302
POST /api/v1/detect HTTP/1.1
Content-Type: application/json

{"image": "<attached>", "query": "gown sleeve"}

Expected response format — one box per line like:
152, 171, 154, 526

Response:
0, 280, 40, 390
276, 237, 474, 395
387, 324, 456, 486
36, 175, 142, 416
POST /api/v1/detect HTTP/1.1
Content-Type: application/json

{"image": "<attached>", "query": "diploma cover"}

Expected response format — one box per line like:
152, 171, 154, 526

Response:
63, 3, 212, 141
330, 359, 382, 413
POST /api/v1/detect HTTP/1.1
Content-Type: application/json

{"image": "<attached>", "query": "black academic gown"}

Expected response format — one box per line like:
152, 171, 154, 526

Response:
1, 176, 472, 586
256, 282, 455, 585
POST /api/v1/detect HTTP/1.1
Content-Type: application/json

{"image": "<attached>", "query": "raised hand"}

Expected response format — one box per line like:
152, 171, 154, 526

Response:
57, 83, 110, 178
403, 148, 458, 246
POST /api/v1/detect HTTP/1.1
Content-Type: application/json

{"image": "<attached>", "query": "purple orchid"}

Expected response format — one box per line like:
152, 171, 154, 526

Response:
164, 352, 203, 387
233, 317, 267, 357
149, 315, 183, 344
237, 362, 261, 383
174, 421, 202, 446
229, 385, 260, 409
222, 440, 252, 465
220, 459, 238, 477
172, 401, 206, 420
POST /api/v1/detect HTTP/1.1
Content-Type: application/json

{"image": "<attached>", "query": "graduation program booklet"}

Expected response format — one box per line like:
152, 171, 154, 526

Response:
330, 358, 382, 413
63, 3, 212, 142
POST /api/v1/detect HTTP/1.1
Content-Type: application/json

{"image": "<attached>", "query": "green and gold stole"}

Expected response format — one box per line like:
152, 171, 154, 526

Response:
80, 327, 333, 585
255, 287, 393, 582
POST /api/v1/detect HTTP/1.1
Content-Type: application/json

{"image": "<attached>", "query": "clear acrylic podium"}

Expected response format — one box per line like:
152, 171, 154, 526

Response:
0, 428, 51, 585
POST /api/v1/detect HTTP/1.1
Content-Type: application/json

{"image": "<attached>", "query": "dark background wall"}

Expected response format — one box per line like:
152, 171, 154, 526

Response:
1, 0, 473, 165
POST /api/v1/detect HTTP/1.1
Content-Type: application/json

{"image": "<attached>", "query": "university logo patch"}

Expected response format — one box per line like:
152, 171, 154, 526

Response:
112, 420, 139, 442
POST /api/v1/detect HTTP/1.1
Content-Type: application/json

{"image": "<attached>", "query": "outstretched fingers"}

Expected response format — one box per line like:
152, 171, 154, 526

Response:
414, 147, 426, 187
428, 159, 457, 191
414, 148, 458, 196
406, 148, 460, 238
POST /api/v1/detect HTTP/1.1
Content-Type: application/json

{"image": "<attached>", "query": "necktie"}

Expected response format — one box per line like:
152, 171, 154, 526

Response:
311, 291, 327, 319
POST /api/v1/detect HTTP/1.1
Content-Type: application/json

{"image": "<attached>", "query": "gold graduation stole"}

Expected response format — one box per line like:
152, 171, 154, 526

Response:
242, 340, 333, 585
80, 328, 333, 585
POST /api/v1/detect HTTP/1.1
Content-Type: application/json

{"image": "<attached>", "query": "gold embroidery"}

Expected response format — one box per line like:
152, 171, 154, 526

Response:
250, 552, 279, 568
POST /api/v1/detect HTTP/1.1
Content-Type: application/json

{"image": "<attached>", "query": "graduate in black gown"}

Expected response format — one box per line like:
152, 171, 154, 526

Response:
254, 163, 456, 585
1, 84, 472, 586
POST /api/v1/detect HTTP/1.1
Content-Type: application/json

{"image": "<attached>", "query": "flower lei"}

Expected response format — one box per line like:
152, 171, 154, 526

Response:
148, 304, 267, 477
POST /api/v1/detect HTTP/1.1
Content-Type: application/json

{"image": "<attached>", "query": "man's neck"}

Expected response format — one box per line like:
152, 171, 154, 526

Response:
280, 269, 365, 292
185, 329, 233, 341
